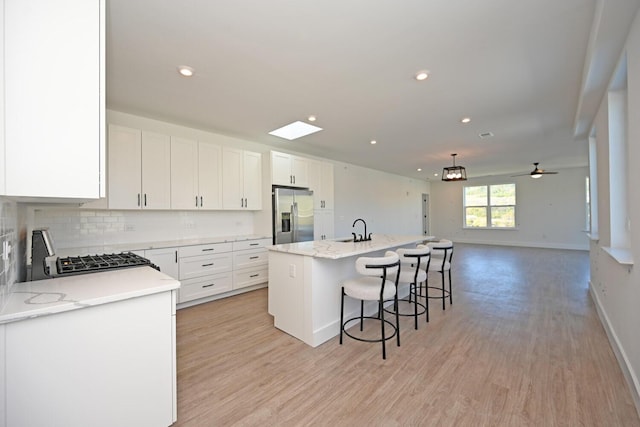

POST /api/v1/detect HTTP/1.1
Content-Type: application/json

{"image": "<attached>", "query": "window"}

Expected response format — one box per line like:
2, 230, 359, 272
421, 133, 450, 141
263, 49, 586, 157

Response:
464, 184, 516, 228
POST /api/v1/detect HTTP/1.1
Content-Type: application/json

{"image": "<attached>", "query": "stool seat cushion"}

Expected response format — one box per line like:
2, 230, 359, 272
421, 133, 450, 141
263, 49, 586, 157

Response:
343, 277, 397, 301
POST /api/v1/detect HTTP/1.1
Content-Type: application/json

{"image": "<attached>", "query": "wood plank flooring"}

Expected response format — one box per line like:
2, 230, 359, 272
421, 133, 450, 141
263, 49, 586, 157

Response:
174, 244, 640, 426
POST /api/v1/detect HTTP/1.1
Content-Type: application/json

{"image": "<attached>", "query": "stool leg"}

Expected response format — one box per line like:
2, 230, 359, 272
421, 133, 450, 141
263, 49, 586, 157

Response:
441, 270, 446, 310
380, 297, 386, 359
360, 300, 364, 331
395, 291, 400, 347
449, 269, 453, 305
340, 287, 345, 344
412, 282, 418, 330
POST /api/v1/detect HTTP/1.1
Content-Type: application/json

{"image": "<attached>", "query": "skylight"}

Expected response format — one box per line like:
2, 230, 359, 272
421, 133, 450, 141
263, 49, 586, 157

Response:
269, 121, 323, 141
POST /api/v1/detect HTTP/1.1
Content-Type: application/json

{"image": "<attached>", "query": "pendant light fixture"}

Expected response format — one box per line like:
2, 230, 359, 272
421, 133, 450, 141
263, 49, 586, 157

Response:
442, 153, 467, 181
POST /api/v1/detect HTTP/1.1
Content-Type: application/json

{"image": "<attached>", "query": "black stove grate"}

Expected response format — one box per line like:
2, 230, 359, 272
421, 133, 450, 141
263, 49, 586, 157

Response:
56, 252, 159, 276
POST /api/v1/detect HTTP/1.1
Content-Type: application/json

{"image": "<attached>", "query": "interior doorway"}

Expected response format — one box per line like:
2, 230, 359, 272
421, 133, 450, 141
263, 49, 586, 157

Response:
422, 193, 429, 236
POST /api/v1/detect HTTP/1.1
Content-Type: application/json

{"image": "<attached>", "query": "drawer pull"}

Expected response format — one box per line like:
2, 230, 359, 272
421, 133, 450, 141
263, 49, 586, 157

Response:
249, 256, 259, 260
250, 243, 260, 246
250, 274, 259, 278
202, 263, 214, 267
202, 284, 215, 288
202, 248, 215, 252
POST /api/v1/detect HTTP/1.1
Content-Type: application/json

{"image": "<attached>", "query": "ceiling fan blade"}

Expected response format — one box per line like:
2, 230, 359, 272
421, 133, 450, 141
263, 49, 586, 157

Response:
540, 171, 558, 174
511, 173, 531, 177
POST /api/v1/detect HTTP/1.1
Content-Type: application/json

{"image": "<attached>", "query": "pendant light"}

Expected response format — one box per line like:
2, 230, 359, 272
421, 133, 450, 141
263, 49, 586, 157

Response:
442, 153, 467, 181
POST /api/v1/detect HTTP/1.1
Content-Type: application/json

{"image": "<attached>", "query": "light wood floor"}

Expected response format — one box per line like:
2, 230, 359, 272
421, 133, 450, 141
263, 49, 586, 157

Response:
174, 244, 640, 426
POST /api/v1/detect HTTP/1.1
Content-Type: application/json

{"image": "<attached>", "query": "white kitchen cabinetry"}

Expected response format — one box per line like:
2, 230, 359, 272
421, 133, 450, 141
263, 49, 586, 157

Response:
271, 151, 310, 187
178, 242, 234, 303
3, 289, 177, 427
108, 125, 171, 210
308, 160, 334, 210
222, 148, 262, 210
145, 247, 180, 279
314, 209, 335, 240
170, 137, 222, 210
1, 0, 105, 200
232, 238, 270, 289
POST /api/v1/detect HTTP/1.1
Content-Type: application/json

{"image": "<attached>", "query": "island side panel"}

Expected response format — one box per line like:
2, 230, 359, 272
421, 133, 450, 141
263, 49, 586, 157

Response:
268, 251, 307, 342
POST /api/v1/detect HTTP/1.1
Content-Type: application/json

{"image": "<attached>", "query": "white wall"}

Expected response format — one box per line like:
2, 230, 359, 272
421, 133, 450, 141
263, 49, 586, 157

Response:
332, 162, 430, 238
589, 7, 640, 413
429, 166, 589, 250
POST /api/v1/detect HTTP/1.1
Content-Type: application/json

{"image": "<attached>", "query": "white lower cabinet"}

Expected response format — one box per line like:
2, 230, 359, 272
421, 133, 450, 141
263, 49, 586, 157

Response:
176, 238, 270, 305
232, 238, 270, 290
2, 290, 177, 427
144, 247, 179, 279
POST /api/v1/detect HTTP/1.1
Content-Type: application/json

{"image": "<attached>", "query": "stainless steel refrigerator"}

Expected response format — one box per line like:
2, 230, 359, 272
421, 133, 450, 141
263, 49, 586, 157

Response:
272, 187, 314, 244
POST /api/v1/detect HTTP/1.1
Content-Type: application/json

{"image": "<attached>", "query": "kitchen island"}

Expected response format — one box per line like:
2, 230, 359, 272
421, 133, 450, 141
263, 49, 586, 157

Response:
267, 234, 429, 347
0, 267, 180, 427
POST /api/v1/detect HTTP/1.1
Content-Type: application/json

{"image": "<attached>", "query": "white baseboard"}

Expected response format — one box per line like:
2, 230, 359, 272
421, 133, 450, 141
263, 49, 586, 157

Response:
589, 281, 640, 418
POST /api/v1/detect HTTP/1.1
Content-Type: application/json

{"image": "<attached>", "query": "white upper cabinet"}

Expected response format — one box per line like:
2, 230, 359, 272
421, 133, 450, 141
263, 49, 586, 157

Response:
108, 125, 171, 210
271, 151, 309, 187
222, 148, 262, 210
308, 160, 335, 210
1, 0, 105, 199
170, 138, 222, 210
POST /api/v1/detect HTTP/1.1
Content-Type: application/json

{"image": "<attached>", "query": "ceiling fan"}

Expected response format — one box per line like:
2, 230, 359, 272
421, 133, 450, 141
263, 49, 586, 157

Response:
512, 162, 559, 179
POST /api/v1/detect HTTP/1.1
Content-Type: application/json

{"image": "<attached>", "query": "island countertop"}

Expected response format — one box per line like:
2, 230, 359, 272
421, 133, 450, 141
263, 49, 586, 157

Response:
267, 234, 431, 259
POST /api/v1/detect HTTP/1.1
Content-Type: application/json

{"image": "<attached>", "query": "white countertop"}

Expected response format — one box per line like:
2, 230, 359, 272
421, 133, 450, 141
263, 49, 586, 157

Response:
267, 234, 432, 259
0, 267, 180, 325
56, 234, 272, 257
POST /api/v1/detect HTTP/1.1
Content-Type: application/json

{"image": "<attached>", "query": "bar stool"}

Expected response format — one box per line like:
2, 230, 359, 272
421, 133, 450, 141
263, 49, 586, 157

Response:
385, 245, 430, 329
340, 251, 400, 359
425, 239, 454, 312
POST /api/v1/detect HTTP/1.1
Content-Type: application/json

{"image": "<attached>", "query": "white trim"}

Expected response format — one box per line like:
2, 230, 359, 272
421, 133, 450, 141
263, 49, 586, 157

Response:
590, 282, 640, 419
602, 246, 634, 265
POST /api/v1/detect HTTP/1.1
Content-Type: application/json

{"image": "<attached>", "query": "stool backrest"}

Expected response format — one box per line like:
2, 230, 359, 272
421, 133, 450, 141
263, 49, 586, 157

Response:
427, 239, 454, 269
355, 251, 400, 277
397, 245, 431, 271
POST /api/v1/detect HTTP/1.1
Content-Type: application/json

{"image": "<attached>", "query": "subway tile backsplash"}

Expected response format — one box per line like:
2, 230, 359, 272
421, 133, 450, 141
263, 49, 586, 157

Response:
33, 208, 255, 250
0, 197, 18, 308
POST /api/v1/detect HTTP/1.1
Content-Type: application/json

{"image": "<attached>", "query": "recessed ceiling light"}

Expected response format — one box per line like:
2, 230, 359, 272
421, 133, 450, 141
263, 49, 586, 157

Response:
415, 70, 429, 81
417, 168, 422, 172
434, 173, 438, 177
308, 115, 317, 122
370, 140, 377, 145
461, 117, 471, 124
269, 121, 323, 141
177, 65, 195, 77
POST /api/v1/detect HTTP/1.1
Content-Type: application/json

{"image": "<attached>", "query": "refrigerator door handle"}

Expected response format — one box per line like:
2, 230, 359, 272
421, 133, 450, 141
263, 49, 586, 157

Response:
291, 203, 298, 242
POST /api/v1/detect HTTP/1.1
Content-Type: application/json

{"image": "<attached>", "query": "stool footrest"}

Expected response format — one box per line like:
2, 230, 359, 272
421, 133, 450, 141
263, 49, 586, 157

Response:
342, 316, 398, 343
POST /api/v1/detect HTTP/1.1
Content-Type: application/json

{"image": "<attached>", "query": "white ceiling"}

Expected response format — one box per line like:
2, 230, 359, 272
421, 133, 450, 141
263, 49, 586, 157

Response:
106, 0, 638, 180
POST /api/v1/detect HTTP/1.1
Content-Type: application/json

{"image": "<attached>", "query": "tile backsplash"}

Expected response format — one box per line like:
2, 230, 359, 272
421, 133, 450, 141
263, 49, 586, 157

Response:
32, 207, 256, 250
0, 197, 18, 307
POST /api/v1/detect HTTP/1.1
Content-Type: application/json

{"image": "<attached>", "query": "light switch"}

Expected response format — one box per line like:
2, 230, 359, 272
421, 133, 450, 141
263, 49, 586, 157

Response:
289, 264, 296, 278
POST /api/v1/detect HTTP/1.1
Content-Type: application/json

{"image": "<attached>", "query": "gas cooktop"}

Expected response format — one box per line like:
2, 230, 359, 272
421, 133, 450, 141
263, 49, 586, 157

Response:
55, 252, 159, 276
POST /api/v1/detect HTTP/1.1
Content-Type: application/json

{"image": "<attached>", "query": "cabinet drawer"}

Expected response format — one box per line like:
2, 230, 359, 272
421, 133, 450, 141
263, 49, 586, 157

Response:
233, 266, 268, 290
179, 242, 233, 258
179, 273, 233, 303
233, 248, 268, 270
232, 238, 271, 251
179, 253, 232, 280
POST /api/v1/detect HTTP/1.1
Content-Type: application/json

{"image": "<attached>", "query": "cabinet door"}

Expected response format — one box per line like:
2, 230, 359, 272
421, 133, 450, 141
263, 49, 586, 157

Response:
291, 156, 309, 187
314, 209, 335, 240
145, 248, 179, 280
141, 131, 171, 209
243, 151, 263, 210
198, 142, 222, 209
308, 160, 323, 210
320, 162, 334, 210
222, 147, 244, 209
170, 137, 199, 210
271, 151, 292, 186
3, 0, 104, 199
108, 125, 142, 209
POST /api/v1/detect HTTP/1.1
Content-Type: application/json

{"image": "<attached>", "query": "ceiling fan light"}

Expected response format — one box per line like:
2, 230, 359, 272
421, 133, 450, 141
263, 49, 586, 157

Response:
531, 173, 542, 179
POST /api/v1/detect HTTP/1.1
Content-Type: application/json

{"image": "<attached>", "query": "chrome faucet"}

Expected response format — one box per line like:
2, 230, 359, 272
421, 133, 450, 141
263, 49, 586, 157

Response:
352, 218, 372, 242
